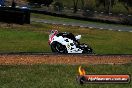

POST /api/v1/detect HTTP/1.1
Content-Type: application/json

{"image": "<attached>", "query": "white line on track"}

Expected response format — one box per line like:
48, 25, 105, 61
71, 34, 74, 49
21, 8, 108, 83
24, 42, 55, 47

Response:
99, 28, 103, 29
89, 27, 93, 29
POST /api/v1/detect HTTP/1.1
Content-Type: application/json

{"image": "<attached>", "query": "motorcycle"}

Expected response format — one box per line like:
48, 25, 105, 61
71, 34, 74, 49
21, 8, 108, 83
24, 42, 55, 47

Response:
48, 30, 93, 54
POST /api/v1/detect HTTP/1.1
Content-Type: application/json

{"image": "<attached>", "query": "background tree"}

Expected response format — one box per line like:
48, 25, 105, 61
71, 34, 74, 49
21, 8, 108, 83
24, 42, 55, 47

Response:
80, 0, 84, 10
73, 0, 79, 13
27, 0, 53, 7
96, 0, 117, 13
72, 0, 85, 13
119, 0, 132, 12
53, 1, 63, 12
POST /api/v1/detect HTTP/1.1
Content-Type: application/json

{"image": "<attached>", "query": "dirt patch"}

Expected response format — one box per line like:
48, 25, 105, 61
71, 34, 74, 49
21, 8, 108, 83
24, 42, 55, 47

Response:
0, 55, 132, 65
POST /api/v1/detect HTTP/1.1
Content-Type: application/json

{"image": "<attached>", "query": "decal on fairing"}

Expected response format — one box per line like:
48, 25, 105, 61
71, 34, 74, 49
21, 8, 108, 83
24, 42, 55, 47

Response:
67, 43, 71, 49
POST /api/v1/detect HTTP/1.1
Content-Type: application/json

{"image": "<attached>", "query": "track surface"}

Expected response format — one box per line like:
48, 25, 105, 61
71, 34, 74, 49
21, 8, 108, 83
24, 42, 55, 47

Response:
0, 53, 132, 65
31, 18, 132, 32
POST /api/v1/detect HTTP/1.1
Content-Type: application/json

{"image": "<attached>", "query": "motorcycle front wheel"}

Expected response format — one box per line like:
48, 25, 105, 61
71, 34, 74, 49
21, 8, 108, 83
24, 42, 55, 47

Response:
51, 42, 67, 54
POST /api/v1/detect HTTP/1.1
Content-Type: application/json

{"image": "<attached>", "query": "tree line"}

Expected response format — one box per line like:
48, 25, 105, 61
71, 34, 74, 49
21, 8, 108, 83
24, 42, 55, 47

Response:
27, 0, 132, 14
72, 0, 132, 13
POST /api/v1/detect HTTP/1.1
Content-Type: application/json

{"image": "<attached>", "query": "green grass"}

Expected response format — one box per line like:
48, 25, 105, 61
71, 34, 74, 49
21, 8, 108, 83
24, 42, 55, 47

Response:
31, 13, 90, 23
31, 13, 107, 24
0, 22, 132, 54
0, 64, 132, 88
0, 24, 51, 53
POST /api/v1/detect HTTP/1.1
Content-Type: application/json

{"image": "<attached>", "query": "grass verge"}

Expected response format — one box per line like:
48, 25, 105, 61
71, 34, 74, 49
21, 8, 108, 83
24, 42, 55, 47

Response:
0, 64, 132, 88
0, 22, 132, 54
31, 13, 132, 28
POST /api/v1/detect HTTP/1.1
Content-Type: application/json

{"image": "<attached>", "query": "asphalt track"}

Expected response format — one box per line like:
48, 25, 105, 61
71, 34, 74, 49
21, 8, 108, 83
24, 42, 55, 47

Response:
31, 18, 132, 32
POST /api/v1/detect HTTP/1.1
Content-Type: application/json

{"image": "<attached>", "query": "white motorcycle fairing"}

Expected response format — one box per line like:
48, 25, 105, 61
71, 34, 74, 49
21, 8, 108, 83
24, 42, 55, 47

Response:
49, 30, 93, 54
51, 36, 83, 53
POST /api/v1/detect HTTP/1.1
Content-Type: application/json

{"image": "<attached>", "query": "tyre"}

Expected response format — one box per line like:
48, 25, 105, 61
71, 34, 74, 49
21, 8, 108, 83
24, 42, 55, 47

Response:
86, 47, 93, 54
51, 42, 67, 53
80, 44, 93, 54
82, 47, 92, 54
